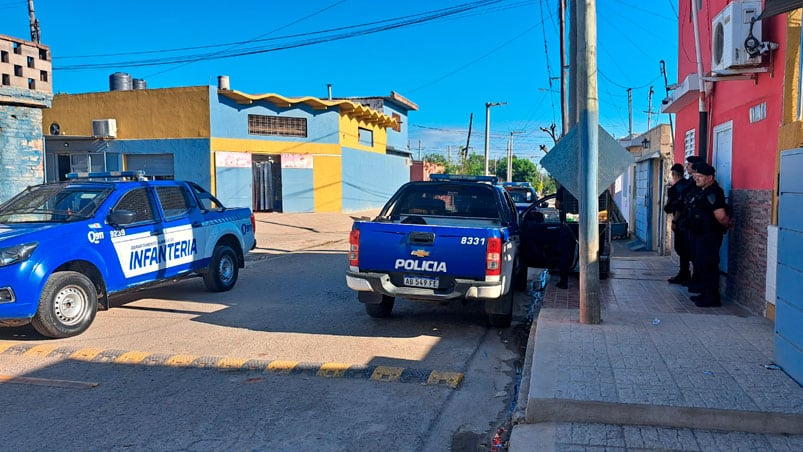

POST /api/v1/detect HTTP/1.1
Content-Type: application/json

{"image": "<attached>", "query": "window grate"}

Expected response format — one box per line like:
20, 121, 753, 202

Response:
248, 114, 307, 137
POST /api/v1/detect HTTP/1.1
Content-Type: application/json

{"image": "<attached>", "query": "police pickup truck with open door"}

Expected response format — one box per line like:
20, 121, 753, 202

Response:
345, 175, 526, 328
0, 171, 256, 338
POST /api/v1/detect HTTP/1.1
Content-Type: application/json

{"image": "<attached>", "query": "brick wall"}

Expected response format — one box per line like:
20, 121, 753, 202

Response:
0, 106, 45, 202
726, 189, 772, 314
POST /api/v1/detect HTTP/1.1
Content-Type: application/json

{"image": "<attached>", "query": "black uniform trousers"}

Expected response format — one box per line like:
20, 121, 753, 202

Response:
673, 224, 692, 275
691, 230, 723, 300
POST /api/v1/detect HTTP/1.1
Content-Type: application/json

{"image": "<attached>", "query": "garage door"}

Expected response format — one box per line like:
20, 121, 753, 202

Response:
126, 154, 175, 179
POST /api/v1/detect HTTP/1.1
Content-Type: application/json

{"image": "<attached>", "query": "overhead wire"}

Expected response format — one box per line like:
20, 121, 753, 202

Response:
54, 0, 510, 71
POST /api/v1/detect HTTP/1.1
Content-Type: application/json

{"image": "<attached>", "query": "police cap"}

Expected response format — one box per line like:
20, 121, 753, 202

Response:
694, 163, 715, 176
686, 155, 705, 164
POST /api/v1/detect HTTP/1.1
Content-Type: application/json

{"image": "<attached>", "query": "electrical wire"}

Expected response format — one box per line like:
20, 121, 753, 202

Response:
53, 0, 510, 70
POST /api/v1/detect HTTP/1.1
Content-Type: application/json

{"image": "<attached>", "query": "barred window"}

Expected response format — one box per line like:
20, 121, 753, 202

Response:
248, 114, 307, 137
684, 129, 695, 160
114, 188, 156, 225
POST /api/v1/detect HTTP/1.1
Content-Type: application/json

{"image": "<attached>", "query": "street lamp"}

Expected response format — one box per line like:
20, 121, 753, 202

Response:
484, 101, 507, 176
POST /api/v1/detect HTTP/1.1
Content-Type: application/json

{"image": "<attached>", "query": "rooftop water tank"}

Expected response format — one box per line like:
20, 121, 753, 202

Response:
110, 72, 132, 91
132, 78, 147, 90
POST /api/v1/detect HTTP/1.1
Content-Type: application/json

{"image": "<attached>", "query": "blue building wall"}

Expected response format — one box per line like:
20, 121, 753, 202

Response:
382, 101, 410, 152
342, 147, 409, 212
110, 138, 212, 187
210, 87, 341, 145
282, 167, 315, 212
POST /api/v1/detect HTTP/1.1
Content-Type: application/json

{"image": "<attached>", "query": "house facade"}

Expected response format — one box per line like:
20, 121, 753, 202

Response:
662, 0, 790, 316
41, 80, 416, 213
0, 34, 52, 202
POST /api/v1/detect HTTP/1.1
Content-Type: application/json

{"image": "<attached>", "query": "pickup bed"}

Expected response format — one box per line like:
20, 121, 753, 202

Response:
0, 171, 256, 338
345, 175, 525, 327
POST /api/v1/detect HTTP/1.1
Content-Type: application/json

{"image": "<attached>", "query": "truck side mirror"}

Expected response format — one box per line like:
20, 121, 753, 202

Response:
108, 209, 136, 226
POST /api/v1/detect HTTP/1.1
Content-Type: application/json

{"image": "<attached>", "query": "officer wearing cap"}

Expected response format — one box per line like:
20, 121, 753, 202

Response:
664, 163, 692, 284
679, 156, 704, 287
686, 162, 730, 307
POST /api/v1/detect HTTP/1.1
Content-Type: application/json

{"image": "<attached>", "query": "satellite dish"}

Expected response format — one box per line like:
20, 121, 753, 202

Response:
49, 122, 61, 135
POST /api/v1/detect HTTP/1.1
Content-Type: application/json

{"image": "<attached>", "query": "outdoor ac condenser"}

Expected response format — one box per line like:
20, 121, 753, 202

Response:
711, 0, 762, 73
92, 119, 117, 138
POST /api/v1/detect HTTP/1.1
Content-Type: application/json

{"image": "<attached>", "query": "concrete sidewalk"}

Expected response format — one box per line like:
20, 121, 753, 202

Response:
510, 244, 803, 451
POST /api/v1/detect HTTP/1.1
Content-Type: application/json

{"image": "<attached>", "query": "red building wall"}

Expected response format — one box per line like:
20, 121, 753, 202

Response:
673, 0, 789, 314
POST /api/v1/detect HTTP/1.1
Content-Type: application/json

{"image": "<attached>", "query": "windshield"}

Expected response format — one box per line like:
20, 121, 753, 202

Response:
0, 184, 111, 223
506, 188, 534, 203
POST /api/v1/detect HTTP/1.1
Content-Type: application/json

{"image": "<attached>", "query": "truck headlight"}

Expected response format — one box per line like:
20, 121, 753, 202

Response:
0, 242, 38, 267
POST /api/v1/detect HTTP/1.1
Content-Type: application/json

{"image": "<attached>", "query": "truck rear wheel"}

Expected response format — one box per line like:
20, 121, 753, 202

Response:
32, 271, 98, 338
365, 295, 394, 318
204, 244, 239, 292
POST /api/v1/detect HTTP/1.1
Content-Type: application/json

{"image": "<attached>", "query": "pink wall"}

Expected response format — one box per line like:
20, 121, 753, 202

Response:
674, 0, 787, 190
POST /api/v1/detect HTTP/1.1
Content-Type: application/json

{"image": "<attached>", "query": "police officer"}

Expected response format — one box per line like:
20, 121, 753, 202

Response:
664, 163, 692, 284
680, 156, 704, 287
686, 162, 730, 307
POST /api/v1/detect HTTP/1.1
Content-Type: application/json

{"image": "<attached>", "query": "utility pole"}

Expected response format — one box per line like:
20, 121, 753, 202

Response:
447, 145, 451, 166
627, 88, 633, 136
484, 102, 506, 175
559, 0, 568, 136
465, 112, 473, 162
28, 0, 40, 43
507, 131, 524, 182
660, 60, 676, 149
646, 86, 654, 131
575, 0, 601, 325
418, 140, 421, 161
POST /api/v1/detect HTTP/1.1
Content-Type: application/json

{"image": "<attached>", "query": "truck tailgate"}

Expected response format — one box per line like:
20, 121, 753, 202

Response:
356, 222, 497, 279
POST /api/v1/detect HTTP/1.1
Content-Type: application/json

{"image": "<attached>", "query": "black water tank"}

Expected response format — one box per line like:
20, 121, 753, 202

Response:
109, 72, 132, 91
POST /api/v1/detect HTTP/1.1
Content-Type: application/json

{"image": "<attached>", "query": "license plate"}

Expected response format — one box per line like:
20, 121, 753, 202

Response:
404, 276, 439, 289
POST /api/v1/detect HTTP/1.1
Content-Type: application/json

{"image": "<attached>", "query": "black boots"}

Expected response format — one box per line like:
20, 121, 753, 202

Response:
668, 271, 691, 285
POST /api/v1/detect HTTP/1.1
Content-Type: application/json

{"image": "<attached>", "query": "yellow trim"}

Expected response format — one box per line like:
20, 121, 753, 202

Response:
313, 155, 342, 212
43, 86, 210, 139
218, 89, 398, 129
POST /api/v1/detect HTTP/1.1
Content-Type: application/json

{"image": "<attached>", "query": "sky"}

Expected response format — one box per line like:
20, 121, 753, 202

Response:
0, 0, 678, 165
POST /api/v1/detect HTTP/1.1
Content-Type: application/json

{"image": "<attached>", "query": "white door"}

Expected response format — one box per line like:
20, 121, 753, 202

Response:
713, 122, 733, 273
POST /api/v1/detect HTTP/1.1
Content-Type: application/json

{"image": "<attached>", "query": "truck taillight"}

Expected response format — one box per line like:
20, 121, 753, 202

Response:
349, 229, 360, 266
486, 237, 502, 276
250, 213, 256, 234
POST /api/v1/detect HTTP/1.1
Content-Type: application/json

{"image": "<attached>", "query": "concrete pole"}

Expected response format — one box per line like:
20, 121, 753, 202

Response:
485, 105, 492, 176
627, 88, 633, 136
484, 102, 506, 176
560, 0, 568, 136
576, 0, 601, 324
507, 133, 513, 182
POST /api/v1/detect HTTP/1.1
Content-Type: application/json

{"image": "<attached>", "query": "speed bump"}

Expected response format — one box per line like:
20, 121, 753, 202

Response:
0, 342, 464, 388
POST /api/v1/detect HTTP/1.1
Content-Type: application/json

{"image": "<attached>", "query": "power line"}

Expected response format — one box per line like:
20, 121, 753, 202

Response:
53, 0, 510, 71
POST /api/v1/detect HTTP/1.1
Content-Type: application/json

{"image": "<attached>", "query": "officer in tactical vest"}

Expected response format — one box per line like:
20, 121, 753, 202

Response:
664, 163, 692, 284
686, 162, 730, 307
680, 155, 704, 288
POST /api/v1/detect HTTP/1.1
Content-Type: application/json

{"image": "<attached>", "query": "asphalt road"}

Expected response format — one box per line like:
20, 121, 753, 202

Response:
0, 236, 536, 451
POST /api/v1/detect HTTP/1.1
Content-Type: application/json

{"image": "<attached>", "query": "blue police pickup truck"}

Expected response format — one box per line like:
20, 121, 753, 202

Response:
0, 171, 256, 338
345, 175, 526, 327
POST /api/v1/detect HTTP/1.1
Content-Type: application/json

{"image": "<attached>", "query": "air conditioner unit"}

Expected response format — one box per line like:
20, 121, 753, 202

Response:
711, 0, 762, 72
92, 119, 117, 138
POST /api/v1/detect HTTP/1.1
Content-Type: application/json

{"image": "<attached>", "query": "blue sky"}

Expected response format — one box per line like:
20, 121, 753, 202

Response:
0, 0, 678, 163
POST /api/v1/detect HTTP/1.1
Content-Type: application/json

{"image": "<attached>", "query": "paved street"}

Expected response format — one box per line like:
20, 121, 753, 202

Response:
0, 211, 535, 451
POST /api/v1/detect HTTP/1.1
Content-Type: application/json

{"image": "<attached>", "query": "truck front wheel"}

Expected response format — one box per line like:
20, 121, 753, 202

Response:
32, 271, 98, 338
365, 295, 395, 318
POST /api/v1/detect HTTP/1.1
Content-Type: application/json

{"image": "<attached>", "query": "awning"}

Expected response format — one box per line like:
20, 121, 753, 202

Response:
758, 0, 803, 19
660, 73, 701, 114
